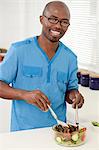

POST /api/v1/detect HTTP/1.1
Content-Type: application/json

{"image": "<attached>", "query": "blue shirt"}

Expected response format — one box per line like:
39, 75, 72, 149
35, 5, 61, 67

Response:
0, 36, 78, 131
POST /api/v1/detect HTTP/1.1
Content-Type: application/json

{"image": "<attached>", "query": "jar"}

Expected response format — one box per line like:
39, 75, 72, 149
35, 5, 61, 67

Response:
77, 71, 81, 84
0, 48, 7, 62
89, 72, 99, 90
80, 70, 89, 87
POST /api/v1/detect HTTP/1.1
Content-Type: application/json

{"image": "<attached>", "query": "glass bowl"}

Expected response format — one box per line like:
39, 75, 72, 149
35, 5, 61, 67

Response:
52, 124, 87, 147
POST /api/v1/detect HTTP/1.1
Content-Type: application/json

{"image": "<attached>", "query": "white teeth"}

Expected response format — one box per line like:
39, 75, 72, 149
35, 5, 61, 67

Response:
50, 30, 60, 36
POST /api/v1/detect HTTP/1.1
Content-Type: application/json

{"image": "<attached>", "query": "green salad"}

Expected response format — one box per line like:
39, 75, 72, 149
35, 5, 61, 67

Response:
92, 121, 99, 127
53, 124, 87, 147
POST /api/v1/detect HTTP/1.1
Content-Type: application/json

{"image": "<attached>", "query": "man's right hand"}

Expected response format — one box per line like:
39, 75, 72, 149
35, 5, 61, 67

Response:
23, 90, 50, 112
0, 81, 50, 111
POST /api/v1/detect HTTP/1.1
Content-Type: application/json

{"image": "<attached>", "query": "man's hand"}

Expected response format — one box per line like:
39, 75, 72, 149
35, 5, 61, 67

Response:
23, 90, 50, 111
0, 81, 50, 111
65, 90, 84, 109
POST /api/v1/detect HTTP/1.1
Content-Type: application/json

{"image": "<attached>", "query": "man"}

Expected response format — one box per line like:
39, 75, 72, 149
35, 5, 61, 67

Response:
0, 1, 84, 132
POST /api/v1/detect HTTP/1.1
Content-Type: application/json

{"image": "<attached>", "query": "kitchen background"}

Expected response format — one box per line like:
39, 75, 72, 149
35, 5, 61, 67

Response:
0, 0, 99, 132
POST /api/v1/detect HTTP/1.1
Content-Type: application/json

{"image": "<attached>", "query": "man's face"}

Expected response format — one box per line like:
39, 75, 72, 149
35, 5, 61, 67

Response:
40, 4, 70, 42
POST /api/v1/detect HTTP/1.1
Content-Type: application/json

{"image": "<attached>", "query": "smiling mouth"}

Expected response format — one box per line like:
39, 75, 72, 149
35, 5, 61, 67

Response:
50, 30, 61, 36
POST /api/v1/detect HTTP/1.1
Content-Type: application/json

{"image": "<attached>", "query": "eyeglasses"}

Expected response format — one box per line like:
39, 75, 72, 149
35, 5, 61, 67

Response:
43, 15, 70, 27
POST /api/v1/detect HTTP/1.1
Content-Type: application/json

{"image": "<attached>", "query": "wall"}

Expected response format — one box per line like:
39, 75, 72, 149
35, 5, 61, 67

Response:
0, 0, 24, 48
0, 99, 11, 132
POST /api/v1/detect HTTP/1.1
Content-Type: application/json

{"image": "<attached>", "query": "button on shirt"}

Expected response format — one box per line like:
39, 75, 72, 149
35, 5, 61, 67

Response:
0, 36, 78, 131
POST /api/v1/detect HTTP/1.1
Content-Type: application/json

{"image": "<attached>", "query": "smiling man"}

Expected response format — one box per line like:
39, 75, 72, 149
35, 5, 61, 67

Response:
0, 1, 84, 132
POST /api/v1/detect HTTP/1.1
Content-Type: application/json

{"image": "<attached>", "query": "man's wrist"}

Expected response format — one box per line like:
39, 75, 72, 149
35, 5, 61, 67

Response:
14, 89, 28, 100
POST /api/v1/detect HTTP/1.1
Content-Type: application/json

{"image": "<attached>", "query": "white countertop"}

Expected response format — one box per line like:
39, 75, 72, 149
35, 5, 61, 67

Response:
0, 124, 99, 150
0, 85, 99, 150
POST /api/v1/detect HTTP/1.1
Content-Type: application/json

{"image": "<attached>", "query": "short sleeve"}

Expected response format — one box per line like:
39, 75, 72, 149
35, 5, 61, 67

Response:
67, 56, 78, 90
0, 44, 18, 84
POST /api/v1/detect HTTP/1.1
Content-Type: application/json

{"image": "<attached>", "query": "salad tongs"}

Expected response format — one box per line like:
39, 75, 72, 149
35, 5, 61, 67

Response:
47, 104, 69, 127
75, 104, 79, 129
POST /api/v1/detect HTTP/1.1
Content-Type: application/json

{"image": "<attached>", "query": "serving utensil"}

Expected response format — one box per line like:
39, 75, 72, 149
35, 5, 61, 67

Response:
47, 104, 69, 127
75, 104, 79, 129
69, 93, 79, 129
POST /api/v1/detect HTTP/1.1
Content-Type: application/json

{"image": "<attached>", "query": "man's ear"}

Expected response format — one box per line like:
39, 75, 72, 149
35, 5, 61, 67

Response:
39, 16, 43, 24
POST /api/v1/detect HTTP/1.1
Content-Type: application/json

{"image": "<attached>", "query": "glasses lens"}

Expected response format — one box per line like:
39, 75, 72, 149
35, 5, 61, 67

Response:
61, 21, 70, 27
48, 18, 58, 24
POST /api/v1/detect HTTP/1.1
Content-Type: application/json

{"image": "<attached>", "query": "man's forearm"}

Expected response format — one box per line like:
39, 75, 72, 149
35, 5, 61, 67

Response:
0, 81, 27, 100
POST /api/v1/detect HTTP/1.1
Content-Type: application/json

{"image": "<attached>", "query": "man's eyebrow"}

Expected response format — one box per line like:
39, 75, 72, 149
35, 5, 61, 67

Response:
50, 15, 69, 21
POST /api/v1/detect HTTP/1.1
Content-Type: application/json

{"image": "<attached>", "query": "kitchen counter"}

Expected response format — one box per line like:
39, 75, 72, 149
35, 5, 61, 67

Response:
0, 123, 99, 150
0, 85, 99, 150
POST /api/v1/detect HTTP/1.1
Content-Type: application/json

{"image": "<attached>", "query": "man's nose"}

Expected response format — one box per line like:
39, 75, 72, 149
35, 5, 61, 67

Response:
55, 21, 62, 28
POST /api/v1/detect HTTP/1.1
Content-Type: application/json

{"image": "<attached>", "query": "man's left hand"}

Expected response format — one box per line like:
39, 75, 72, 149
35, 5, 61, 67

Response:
65, 90, 84, 109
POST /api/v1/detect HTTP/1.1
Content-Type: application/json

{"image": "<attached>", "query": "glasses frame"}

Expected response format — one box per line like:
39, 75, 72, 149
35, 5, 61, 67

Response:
43, 15, 70, 27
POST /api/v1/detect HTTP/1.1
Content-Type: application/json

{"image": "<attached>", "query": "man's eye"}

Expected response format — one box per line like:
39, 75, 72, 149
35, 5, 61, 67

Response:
49, 18, 57, 22
62, 21, 68, 24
